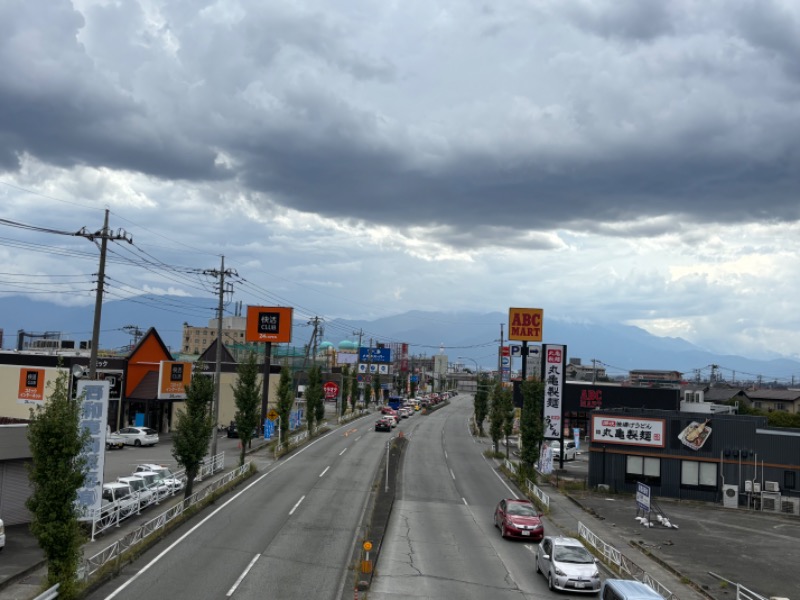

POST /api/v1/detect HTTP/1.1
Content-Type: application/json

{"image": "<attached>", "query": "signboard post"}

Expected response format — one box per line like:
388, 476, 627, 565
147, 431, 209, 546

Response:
636, 481, 651, 513
76, 380, 110, 521
246, 306, 294, 428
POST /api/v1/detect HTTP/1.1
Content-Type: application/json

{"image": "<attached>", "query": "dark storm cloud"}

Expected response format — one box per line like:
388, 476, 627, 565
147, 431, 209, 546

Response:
4, 0, 800, 247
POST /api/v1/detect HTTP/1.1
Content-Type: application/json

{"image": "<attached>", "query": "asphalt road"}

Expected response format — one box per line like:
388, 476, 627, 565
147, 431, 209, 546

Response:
87, 413, 391, 600
370, 397, 555, 599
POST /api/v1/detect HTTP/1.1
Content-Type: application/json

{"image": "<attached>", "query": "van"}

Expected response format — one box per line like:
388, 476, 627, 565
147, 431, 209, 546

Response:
601, 579, 665, 600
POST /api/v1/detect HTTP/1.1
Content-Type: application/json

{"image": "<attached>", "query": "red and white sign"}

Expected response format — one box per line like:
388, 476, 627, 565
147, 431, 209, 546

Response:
323, 381, 340, 400
591, 415, 665, 448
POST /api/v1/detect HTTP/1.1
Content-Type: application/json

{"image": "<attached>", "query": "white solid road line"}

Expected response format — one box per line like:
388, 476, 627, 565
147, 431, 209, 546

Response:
450, 468, 456, 480
289, 495, 306, 515
339, 447, 347, 456
319, 466, 330, 477
226, 554, 260, 597
462, 497, 468, 506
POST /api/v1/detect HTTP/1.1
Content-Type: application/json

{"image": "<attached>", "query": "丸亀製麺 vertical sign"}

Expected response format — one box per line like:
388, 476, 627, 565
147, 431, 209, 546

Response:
542, 344, 566, 439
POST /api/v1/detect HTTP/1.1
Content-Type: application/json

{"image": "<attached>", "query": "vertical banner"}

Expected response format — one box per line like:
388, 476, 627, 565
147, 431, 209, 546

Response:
18, 368, 45, 404
76, 380, 110, 520
542, 344, 566, 439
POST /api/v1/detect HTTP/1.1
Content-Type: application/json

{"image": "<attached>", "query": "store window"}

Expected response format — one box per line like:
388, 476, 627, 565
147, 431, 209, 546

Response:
625, 455, 661, 486
785, 471, 796, 490
681, 461, 717, 489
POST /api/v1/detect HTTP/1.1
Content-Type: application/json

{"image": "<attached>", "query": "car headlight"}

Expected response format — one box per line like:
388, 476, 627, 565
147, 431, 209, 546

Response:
553, 566, 566, 577
591, 572, 600, 579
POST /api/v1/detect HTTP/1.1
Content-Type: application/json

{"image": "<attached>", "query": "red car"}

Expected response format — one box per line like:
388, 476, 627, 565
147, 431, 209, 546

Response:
494, 498, 544, 541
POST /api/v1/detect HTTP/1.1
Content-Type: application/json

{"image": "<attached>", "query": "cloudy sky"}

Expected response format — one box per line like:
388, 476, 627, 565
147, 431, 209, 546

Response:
2, 0, 800, 360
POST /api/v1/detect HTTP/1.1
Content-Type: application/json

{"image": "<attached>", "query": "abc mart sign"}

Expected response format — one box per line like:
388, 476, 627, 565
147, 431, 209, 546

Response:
508, 308, 543, 342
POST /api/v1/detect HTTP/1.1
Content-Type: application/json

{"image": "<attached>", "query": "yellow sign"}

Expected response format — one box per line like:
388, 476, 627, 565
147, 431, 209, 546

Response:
267, 409, 279, 421
508, 307, 543, 341
362, 541, 373, 552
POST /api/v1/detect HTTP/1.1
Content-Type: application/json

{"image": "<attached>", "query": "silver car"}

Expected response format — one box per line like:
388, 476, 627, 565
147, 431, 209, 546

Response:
536, 536, 601, 593
115, 426, 159, 447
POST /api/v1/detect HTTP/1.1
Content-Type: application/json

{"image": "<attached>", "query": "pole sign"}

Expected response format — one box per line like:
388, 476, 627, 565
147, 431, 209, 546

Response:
323, 381, 340, 400
358, 347, 392, 363
509, 344, 541, 357
76, 380, 110, 520
158, 361, 193, 400
245, 306, 293, 343
508, 307, 543, 341
542, 344, 566, 439
636, 482, 651, 513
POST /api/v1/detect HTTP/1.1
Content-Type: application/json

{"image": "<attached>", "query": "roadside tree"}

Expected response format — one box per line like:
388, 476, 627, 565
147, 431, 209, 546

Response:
26, 367, 90, 599
172, 365, 215, 498
340, 366, 350, 417
473, 373, 490, 435
519, 378, 544, 477
349, 367, 359, 411
500, 385, 515, 458
232, 352, 262, 466
305, 365, 323, 434
372, 373, 382, 405
276, 367, 294, 443
488, 382, 505, 453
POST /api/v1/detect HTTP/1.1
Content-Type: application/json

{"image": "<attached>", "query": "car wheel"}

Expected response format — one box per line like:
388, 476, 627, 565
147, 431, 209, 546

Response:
134, 439, 141, 447
499, 522, 506, 539
548, 573, 555, 591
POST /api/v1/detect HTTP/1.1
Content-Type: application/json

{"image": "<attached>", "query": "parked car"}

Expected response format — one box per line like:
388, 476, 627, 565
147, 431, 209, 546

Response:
536, 536, 601, 593
494, 498, 544, 541
117, 476, 155, 507
130, 471, 171, 501
115, 426, 159, 447
101, 482, 139, 518
105, 432, 126, 450
600, 579, 666, 600
226, 421, 260, 439
134, 463, 185, 492
550, 440, 578, 461
0, 518, 5, 552
375, 418, 392, 432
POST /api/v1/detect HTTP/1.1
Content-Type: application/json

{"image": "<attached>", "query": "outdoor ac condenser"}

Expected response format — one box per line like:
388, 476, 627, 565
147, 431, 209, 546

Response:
722, 484, 739, 508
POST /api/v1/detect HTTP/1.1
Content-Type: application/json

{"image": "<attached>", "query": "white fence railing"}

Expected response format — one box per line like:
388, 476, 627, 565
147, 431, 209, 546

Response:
578, 521, 676, 600
708, 572, 769, 600
81, 462, 251, 582
526, 478, 550, 510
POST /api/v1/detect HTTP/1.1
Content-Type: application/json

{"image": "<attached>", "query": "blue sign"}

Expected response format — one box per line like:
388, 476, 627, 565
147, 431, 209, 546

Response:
410, 375, 418, 383
636, 481, 651, 512
358, 347, 392, 363
264, 419, 275, 439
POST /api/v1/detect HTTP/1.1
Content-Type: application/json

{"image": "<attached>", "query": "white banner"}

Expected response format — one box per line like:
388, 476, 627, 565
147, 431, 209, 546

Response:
75, 380, 110, 520
591, 415, 665, 448
542, 344, 565, 439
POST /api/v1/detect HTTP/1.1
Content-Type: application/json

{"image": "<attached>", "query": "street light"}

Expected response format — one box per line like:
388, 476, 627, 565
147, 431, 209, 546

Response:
458, 356, 479, 373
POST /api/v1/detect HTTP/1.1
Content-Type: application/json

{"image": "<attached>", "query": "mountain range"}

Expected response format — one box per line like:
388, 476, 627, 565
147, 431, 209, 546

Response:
3, 296, 799, 384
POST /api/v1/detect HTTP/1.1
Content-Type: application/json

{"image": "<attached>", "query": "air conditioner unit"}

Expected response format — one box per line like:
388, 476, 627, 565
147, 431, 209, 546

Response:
761, 491, 781, 512
781, 497, 800, 516
765, 481, 780, 492
745, 480, 753, 492
722, 484, 739, 508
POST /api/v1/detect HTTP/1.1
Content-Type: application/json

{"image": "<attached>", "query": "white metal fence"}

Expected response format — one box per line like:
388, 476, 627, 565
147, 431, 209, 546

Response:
80, 461, 251, 582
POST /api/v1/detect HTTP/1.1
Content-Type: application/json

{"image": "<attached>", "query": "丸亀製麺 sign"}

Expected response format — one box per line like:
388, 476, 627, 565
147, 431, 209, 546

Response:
590, 415, 665, 447
542, 344, 565, 439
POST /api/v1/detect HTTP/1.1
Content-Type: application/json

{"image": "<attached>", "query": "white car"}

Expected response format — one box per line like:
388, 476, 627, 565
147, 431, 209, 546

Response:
130, 471, 171, 501
117, 476, 155, 507
134, 464, 185, 493
550, 440, 578, 461
115, 426, 159, 447
536, 536, 601, 593
0, 518, 5, 552
101, 482, 139, 518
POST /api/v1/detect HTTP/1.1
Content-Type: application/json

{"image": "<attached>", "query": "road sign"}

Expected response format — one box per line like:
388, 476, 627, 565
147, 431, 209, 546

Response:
267, 409, 279, 421
636, 481, 651, 512
357, 374, 372, 383
363, 541, 373, 552
323, 381, 340, 399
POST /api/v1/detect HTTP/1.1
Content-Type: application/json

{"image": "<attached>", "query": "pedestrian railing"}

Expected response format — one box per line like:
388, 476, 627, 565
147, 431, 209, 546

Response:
708, 572, 768, 600
578, 521, 677, 600
81, 462, 251, 582
274, 429, 310, 456
525, 478, 550, 510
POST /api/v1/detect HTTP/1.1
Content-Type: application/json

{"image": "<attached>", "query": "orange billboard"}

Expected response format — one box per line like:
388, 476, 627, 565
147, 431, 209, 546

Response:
246, 306, 293, 343
508, 307, 543, 341
18, 368, 45, 403
158, 361, 193, 400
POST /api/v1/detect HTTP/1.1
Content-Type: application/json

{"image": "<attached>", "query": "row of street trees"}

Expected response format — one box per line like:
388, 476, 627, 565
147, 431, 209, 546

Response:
24, 353, 325, 598
475, 376, 545, 480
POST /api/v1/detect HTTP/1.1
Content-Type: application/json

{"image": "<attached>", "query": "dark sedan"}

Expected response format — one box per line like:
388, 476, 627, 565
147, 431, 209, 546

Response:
375, 418, 392, 432
494, 498, 544, 541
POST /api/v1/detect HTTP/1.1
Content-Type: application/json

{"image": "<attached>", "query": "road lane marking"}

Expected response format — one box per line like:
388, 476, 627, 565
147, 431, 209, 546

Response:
450, 469, 456, 480
482, 454, 519, 499
289, 495, 306, 515
355, 436, 362, 442
339, 447, 348, 456
319, 466, 330, 478
462, 497, 468, 506
444, 450, 448, 459
226, 554, 260, 597
103, 425, 341, 600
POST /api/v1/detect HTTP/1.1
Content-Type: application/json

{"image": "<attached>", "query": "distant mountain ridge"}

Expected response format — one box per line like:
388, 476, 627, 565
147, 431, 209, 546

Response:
2, 297, 798, 383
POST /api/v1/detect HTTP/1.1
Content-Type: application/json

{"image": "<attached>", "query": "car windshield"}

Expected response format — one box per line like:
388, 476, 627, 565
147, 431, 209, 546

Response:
507, 503, 537, 517
127, 479, 145, 491
554, 545, 594, 564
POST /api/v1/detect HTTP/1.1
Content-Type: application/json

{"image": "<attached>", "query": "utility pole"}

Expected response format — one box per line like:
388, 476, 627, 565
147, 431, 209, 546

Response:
592, 358, 597, 384
497, 323, 504, 382
203, 256, 237, 460
122, 325, 144, 348
75, 209, 132, 379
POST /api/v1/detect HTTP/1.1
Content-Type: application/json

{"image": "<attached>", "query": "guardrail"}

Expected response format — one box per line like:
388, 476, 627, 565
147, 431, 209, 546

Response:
525, 478, 550, 510
708, 572, 768, 600
81, 462, 251, 582
578, 521, 677, 600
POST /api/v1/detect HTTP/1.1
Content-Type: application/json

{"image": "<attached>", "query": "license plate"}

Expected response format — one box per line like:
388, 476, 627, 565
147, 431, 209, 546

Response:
575, 583, 585, 589
521, 531, 531, 536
